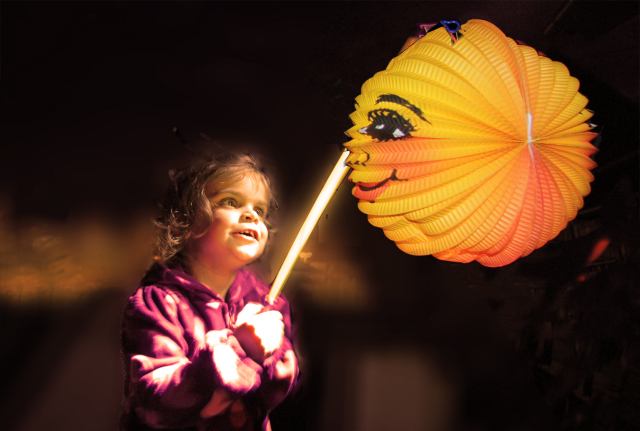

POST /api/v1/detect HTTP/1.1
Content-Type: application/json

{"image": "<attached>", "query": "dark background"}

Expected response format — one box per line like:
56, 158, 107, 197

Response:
1, 1, 638, 431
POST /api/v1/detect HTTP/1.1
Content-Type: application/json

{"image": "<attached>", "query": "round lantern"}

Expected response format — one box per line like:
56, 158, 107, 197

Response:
344, 19, 598, 267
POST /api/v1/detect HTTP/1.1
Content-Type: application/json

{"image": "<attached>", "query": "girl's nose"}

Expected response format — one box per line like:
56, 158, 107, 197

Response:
241, 207, 259, 222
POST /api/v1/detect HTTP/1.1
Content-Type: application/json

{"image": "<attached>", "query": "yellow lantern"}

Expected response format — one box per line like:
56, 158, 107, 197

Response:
267, 19, 598, 303
344, 19, 598, 267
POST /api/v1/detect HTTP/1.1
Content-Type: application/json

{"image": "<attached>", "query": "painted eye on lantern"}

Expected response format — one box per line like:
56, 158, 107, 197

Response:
358, 109, 415, 141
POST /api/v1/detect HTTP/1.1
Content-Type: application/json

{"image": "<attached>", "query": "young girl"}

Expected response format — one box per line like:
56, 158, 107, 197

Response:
119, 154, 298, 431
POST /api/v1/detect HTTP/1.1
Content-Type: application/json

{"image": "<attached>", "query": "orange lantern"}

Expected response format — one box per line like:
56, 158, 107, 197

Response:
267, 19, 598, 303
343, 19, 598, 267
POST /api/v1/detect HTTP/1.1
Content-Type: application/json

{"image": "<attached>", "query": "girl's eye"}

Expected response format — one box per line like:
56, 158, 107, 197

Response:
255, 207, 266, 217
220, 197, 237, 207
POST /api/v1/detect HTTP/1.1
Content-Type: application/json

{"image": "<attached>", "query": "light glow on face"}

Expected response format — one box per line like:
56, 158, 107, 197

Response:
188, 176, 269, 273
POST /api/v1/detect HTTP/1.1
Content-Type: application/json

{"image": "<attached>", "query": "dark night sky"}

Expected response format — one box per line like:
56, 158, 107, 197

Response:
2, 1, 637, 222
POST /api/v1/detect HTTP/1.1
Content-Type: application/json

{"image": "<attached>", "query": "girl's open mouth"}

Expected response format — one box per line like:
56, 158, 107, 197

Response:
236, 230, 257, 240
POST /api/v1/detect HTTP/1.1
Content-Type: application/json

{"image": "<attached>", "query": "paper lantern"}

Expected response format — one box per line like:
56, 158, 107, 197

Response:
343, 19, 598, 267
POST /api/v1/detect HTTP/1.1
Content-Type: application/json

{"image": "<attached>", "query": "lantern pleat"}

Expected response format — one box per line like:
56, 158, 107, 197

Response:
396, 153, 524, 254
454, 161, 524, 251
459, 150, 531, 251
463, 24, 527, 126
347, 139, 517, 160
531, 57, 557, 130
533, 152, 565, 247
537, 146, 594, 196
387, 63, 520, 136
355, 147, 521, 205
417, 161, 515, 236
384, 222, 423, 242
344, 19, 598, 266
538, 132, 599, 148
356, 162, 507, 216
543, 159, 581, 220
368, 214, 405, 228
348, 151, 505, 184
481, 163, 534, 260
402, 48, 523, 134
543, 95, 590, 136
534, 64, 570, 137
404, 188, 479, 222
540, 78, 581, 135
352, 150, 510, 194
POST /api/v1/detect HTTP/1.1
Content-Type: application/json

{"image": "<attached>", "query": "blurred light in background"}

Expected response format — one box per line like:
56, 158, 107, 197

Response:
0, 196, 156, 304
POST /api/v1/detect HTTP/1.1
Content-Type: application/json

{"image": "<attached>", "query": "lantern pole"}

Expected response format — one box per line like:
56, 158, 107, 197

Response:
266, 150, 351, 304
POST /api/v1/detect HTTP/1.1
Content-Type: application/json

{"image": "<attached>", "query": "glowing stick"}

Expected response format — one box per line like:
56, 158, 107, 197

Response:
267, 150, 351, 304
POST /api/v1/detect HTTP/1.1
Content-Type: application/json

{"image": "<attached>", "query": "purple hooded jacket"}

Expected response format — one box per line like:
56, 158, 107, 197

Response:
119, 262, 298, 431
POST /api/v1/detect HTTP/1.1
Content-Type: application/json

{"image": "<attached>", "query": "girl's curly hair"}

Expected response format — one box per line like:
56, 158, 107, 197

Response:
154, 153, 278, 268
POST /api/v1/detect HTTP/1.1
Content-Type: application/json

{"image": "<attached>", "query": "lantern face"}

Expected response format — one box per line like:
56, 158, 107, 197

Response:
344, 19, 598, 267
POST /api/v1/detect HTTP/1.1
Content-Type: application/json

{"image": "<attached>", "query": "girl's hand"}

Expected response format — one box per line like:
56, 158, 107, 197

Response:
234, 303, 284, 363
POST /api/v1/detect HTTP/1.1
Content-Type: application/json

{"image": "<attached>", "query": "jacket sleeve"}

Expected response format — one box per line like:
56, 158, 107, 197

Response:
121, 285, 262, 428
256, 294, 300, 410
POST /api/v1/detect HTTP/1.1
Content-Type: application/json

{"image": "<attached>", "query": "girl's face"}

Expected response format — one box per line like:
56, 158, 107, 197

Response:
189, 176, 270, 273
